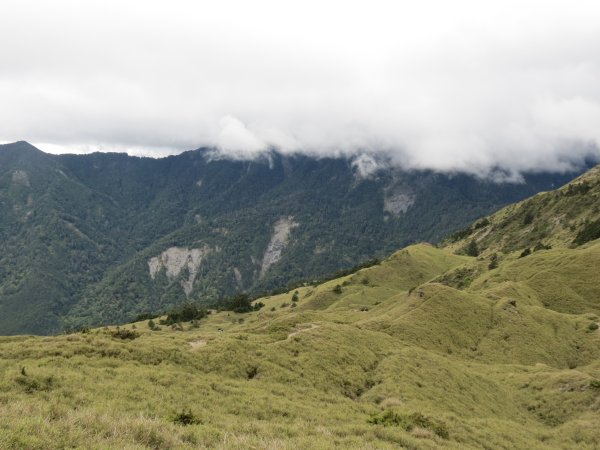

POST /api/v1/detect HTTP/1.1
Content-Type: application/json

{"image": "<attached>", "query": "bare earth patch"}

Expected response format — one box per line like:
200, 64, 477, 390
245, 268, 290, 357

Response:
148, 246, 211, 296
260, 217, 299, 278
188, 339, 207, 350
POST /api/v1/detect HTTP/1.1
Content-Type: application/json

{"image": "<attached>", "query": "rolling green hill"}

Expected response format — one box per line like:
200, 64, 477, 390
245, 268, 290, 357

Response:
0, 141, 585, 335
1, 167, 599, 449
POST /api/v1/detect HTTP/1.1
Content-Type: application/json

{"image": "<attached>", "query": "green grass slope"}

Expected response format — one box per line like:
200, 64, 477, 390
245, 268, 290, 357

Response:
444, 164, 600, 255
2, 167, 600, 448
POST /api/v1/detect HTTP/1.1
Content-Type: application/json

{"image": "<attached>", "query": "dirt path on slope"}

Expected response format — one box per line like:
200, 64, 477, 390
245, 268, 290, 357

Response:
287, 324, 320, 339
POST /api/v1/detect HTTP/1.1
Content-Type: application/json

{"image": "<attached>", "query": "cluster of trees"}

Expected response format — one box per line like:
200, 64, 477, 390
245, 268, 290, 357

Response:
564, 181, 593, 197
135, 292, 266, 328
574, 219, 600, 246
447, 218, 490, 243
162, 304, 208, 325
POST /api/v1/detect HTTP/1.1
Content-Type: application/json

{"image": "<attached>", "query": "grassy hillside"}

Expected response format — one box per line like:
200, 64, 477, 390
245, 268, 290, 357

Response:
1, 234, 600, 448
444, 165, 600, 255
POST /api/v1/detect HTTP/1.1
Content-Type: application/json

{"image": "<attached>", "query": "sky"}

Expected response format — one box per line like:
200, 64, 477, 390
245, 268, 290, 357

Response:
1, 0, 599, 177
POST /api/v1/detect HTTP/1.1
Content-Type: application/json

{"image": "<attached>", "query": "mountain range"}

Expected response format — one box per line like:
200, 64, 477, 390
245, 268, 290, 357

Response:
1, 160, 599, 449
0, 141, 589, 334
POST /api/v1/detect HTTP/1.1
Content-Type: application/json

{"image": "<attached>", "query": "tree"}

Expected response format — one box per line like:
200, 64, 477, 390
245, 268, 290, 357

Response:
227, 294, 252, 313
574, 219, 600, 246
522, 210, 535, 225
465, 240, 479, 257
488, 253, 498, 270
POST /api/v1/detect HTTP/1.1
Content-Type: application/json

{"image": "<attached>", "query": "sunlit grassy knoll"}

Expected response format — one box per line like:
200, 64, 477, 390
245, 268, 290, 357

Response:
472, 242, 600, 315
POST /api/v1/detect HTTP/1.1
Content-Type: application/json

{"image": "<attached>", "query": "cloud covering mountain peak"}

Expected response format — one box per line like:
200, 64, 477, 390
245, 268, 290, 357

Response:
1, 0, 599, 176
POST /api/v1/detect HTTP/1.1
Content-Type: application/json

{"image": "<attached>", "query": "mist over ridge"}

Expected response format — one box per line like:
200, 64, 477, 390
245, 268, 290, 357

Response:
1, 0, 599, 178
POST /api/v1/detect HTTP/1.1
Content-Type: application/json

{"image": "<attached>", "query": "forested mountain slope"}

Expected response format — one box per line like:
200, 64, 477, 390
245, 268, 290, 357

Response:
0, 141, 588, 334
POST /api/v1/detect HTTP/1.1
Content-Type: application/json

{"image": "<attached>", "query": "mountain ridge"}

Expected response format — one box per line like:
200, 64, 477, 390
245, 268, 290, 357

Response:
0, 141, 592, 334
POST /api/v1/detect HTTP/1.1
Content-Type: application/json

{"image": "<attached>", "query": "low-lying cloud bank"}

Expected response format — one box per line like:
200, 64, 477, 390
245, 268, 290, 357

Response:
1, 0, 599, 178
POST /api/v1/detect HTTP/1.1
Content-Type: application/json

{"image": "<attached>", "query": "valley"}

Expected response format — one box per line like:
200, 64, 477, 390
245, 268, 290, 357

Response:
0, 141, 583, 335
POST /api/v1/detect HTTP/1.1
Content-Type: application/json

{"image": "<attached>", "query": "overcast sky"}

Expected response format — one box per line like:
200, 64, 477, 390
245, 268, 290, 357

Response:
1, 0, 599, 176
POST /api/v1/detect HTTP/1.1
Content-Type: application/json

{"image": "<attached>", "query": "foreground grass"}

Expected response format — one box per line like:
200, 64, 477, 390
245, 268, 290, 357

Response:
1, 244, 599, 449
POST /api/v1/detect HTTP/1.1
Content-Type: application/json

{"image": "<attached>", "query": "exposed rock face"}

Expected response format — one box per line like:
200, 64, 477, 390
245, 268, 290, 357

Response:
148, 246, 210, 295
313, 245, 326, 255
233, 267, 243, 287
11, 170, 30, 187
384, 188, 415, 215
260, 217, 299, 278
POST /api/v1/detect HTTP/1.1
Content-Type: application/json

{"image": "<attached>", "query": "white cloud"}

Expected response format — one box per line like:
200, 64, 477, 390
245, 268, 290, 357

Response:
351, 154, 385, 179
216, 116, 265, 158
0, 0, 599, 176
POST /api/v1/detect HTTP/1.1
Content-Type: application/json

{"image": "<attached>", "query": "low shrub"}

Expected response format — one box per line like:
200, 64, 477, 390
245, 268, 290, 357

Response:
447, 219, 488, 243
111, 328, 140, 340
246, 365, 259, 379
519, 248, 531, 258
368, 410, 449, 439
173, 410, 201, 426
434, 266, 480, 290
15, 369, 55, 393
533, 242, 552, 252
253, 301, 265, 311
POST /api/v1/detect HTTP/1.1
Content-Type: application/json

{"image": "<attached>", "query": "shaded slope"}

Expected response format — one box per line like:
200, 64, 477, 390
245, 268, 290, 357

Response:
0, 143, 132, 334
